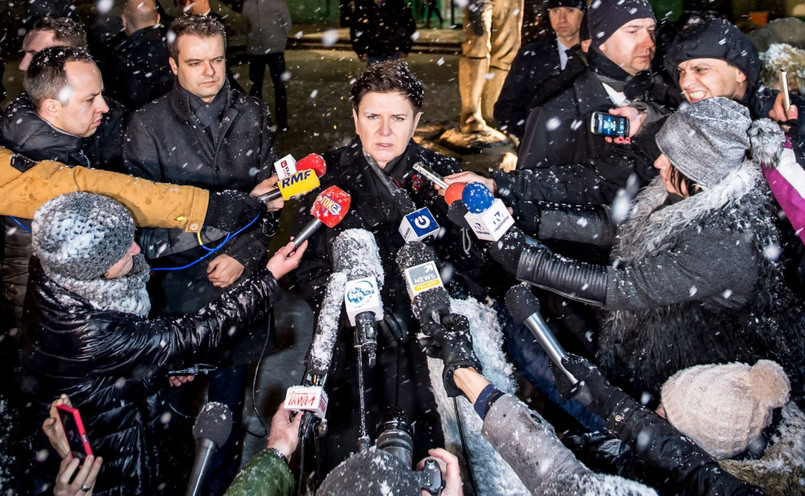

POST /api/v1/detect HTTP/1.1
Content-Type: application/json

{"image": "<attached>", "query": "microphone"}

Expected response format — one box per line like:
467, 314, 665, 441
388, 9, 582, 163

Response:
274, 154, 297, 179
444, 182, 466, 206
462, 182, 515, 241
396, 242, 449, 324
446, 200, 471, 229
292, 185, 351, 248
412, 161, 448, 189
185, 402, 233, 496
366, 160, 440, 242
504, 285, 577, 385
259, 154, 328, 202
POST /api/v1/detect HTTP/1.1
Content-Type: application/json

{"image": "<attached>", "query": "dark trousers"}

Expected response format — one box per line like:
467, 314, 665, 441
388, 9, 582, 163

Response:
248, 53, 288, 130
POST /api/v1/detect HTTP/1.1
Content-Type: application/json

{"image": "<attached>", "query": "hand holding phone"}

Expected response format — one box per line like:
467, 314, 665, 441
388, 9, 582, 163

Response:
590, 111, 630, 137
56, 404, 93, 461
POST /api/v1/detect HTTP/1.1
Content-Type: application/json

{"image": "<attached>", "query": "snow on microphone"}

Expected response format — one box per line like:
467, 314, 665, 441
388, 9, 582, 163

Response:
402, 260, 444, 300
462, 182, 514, 241
344, 277, 383, 326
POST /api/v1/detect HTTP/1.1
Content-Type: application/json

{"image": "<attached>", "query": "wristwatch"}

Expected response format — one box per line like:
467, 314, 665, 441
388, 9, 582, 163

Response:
267, 447, 289, 466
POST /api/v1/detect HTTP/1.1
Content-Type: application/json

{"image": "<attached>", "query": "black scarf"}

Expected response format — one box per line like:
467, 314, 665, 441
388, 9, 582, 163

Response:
180, 79, 229, 143
588, 46, 634, 93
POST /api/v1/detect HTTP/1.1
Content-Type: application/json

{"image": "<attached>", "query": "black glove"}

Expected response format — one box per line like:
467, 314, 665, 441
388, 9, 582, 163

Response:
418, 313, 482, 397
511, 200, 541, 236
486, 227, 529, 274
549, 354, 623, 418
205, 190, 268, 232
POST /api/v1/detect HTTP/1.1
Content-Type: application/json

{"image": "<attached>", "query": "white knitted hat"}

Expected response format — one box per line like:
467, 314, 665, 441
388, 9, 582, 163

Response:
660, 360, 790, 459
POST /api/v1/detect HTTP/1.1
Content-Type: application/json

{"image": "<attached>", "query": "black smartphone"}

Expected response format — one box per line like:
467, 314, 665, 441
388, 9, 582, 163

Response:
590, 111, 630, 137
57, 404, 93, 461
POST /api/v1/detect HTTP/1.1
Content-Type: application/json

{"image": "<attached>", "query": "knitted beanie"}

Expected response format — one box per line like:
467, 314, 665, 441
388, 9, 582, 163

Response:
664, 18, 761, 90
587, 0, 656, 48
32, 193, 135, 281
316, 449, 421, 496
660, 360, 790, 460
655, 97, 751, 189
548, 0, 586, 11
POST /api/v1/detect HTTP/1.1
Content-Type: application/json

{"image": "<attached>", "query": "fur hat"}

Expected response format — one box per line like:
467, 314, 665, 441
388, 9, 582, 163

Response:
587, 0, 656, 48
664, 18, 760, 90
655, 97, 751, 188
32, 193, 135, 281
316, 449, 421, 496
661, 360, 790, 460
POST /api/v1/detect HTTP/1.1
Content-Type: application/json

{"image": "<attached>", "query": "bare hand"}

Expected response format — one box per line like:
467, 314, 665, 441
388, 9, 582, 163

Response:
53, 454, 102, 496
442, 171, 496, 196
267, 405, 302, 460
768, 92, 798, 124
43, 395, 72, 459
266, 241, 307, 280
168, 375, 195, 387
418, 448, 463, 496
250, 176, 285, 212
207, 254, 245, 288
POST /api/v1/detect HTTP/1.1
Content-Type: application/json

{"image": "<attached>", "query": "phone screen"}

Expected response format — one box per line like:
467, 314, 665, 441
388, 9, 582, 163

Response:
592, 112, 629, 137
57, 405, 92, 460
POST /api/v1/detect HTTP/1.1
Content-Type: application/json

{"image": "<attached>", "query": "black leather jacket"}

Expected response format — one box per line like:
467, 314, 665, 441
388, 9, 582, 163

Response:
19, 259, 280, 496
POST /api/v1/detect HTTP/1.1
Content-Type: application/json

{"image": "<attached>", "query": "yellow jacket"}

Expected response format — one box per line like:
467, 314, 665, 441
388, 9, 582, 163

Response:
0, 147, 208, 232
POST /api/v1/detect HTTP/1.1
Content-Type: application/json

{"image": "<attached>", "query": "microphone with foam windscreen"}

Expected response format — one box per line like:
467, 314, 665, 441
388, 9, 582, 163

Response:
396, 242, 449, 325
292, 185, 351, 248
185, 402, 233, 496
259, 153, 328, 202
461, 182, 515, 241
504, 285, 577, 385
444, 182, 466, 206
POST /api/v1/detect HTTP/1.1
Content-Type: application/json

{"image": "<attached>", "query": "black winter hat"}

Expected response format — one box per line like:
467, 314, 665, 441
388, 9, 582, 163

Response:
32, 193, 135, 281
547, 0, 586, 11
664, 19, 760, 89
587, 0, 656, 48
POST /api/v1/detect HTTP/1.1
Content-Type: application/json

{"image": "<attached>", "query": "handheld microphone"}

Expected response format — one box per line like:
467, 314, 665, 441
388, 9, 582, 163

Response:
504, 285, 577, 385
292, 185, 351, 248
446, 200, 471, 229
412, 162, 448, 189
185, 402, 233, 496
461, 182, 515, 241
260, 154, 328, 202
396, 242, 449, 324
444, 182, 466, 206
274, 154, 297, 179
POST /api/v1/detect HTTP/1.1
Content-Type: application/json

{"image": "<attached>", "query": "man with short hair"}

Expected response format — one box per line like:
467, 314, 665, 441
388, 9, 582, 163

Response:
123, 15, 278, 494
104, 0, 173, 108
516, 0, 659, 195
18, 16, 87, 72
494, 0, 587, 139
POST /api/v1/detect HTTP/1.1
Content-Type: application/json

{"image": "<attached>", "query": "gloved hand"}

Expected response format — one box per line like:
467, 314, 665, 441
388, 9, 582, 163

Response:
419, 313, 482, 397
205, 190, 267, 232
486, 227, 529, 274
512, 200, 541, 236
549, 354, 624, 418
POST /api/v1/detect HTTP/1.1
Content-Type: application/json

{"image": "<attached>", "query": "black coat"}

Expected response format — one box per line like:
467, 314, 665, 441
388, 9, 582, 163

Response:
349, 0, 416, 57
494, 37, 587, 139
103, 26, 174, 110
290, 138, 472, 479
19, 259, 280, 495
123, 83, 276, 319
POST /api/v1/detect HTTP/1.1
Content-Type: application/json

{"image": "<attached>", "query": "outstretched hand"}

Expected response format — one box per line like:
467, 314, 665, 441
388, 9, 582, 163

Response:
53, 454, 103, 496
418, 448, 463, 496
267, 405, 302, 460
43, 395, 72, 459
419, 313, 482, 397
266, 241, 307, 280
550, 353, 621, 418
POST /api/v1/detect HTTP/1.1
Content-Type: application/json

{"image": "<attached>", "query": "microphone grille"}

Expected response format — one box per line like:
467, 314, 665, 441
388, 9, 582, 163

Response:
504, 285, 542, 324
331, 229, 384, 283
192, 401, 233, 447
395, 242, 437, 271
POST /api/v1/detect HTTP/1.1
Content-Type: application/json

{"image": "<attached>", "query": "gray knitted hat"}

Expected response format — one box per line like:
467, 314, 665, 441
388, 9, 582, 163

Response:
32, 193, 135, 280
588, 0, 656, 48
656, 97, 751, 189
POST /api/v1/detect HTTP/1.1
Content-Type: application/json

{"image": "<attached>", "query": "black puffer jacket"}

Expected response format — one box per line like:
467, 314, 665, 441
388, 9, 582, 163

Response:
19, 259, 280, 496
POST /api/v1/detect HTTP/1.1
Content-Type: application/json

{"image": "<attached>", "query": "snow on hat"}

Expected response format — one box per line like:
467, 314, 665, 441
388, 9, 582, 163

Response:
548, 0, 586, 11
655, 97, 751, 189
664, 18, 760, 89
32, 192, 135, 281
316, 449, 421, 496
661, 360, 790, 460
587, 0, 656, 48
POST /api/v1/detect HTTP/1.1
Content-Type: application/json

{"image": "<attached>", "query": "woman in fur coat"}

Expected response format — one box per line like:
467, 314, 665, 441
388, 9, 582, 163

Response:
484, 97, 805, 405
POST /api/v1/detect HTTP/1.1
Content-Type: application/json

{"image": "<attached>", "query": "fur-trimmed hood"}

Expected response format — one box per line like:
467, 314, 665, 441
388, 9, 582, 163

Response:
749, 118, 787, 170
720, 403, 805, 496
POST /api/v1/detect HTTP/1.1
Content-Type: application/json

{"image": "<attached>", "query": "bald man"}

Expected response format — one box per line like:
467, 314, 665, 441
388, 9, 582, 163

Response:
104, 0, 173, 108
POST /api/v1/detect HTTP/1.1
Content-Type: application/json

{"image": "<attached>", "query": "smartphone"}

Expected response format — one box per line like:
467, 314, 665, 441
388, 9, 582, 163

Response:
590, 111, 629, 137
412, 162, 449, 189
781, 70, 791, 118
56, 404, 93, 461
